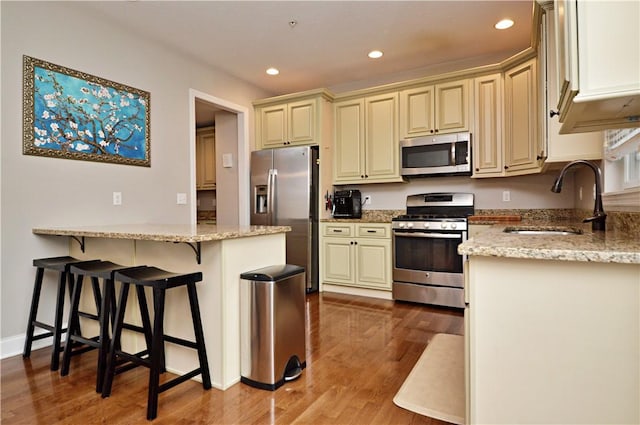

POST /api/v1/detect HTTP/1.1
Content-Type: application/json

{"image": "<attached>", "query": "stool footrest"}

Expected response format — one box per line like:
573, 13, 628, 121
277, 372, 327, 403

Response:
69, 335, 100, 349
31, 321, 67, 335
114, 350, 151, 371
163, 334, 198, 350
158, 368, 203, 393
77, 311, 99, 321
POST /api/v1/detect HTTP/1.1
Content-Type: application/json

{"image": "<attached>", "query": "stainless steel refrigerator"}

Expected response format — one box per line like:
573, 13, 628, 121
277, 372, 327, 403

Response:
250, 146, 319, 292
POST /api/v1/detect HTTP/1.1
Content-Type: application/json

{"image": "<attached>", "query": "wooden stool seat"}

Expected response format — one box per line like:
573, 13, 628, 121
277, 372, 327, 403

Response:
102, 266, 211, 420
61, 261, 147, 393
24, 256, 97, 371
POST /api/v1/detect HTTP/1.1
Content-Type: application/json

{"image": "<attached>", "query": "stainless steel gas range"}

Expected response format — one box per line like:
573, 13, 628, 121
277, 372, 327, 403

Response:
392, 192, 474, 309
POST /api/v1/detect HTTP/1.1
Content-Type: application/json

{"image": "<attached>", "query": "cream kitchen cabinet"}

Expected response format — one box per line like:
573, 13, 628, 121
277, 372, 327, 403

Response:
196, 126, 216, 190
254, 89, 333, 149
321, 222, 392, 291
503, 58, 544, 175
472, 73, 503, 176
472, 59, 543, 178
399, 79, 471, 139
554, 0, 640, 133
333, 92, 403, 184
540, 2, 602, 163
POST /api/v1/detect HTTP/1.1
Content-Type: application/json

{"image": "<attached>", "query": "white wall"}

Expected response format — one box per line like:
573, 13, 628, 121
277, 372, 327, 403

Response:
215, 111, 240, 226
346, 171, 575, 211
0, 2, 270, 350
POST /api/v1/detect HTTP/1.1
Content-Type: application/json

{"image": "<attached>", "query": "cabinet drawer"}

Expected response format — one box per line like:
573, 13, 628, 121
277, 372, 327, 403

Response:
323, 223, 353, 237
356, 224, 390, 238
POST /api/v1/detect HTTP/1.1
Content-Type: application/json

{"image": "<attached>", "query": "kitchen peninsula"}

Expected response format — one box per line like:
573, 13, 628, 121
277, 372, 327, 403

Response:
32, 223, 290, 390
460, 224, 640, 424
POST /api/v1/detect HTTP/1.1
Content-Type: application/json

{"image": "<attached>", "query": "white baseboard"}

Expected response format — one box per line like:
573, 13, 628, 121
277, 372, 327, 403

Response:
1, 329, 62, 360
321, 283, 393, 300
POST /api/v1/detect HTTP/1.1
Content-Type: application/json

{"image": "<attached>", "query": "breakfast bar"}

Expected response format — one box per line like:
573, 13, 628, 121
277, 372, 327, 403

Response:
32, 223, 290, 390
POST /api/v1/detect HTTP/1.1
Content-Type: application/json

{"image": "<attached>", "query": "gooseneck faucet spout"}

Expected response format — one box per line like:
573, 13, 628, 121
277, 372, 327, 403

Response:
551, 160, 606, 231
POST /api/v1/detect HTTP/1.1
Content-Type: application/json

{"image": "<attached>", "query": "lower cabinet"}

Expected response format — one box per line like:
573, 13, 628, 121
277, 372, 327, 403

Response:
321, 222, 392, 291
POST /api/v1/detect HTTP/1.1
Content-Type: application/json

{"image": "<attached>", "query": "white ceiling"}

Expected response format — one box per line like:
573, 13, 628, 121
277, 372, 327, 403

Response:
78, 1, 534, 97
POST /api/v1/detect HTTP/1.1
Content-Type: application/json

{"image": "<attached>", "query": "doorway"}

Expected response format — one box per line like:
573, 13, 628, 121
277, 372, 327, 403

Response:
189, 89, 250, 226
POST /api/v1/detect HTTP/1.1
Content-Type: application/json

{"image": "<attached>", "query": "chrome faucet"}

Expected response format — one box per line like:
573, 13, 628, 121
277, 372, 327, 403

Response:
551, 160, 606, 231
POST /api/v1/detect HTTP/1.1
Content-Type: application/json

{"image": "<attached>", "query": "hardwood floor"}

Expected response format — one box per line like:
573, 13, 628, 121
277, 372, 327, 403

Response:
1, 292, 464, 424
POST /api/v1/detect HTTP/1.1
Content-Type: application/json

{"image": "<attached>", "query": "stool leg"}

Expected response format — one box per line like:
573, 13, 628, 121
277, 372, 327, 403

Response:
102, 282, 130, 398
96, 277, 112, 393
50, 270, 68, 371
60, 274, 84, 376
135, 286, 154, 359
23, 267, 45, 358
187, 282, 212, 390
147, 287, 166, 421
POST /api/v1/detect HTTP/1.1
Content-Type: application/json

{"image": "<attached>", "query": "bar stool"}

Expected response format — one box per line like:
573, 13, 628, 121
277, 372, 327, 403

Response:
102, 266, 212, 420
60, 261, 151, 393
23, 256, 99, 371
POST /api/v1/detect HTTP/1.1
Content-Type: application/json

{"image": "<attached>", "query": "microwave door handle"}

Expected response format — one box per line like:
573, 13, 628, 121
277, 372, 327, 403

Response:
393, 232, 462, 239
451, 142, 456, 166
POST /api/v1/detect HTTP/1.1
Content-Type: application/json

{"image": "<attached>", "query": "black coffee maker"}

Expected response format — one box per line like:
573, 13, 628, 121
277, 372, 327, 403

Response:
332, 190, 362, 218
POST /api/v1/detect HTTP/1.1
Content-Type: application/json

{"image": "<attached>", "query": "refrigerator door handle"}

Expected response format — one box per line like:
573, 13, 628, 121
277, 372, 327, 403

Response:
267, 168, 277, 225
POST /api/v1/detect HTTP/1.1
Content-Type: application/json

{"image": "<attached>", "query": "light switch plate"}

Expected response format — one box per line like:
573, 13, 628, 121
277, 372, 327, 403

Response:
222, 153, 233, 168
177, 193, 187, 205
113, 191, 122, 205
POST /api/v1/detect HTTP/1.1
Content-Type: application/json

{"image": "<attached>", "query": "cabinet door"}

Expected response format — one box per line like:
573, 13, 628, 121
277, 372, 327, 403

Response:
544, 6, 602, 162
400, 85, 434, 138
334, 99, 366, 182
200, 128, 216, 189
435, 80, 470, 133
259, 104, 287, 148
472, 74, 503, 177
356, 238, 391, 290
288, 99, 316, 145
365, 92, 400, 181
504, 58, 542, 174
323, 237, 355, 285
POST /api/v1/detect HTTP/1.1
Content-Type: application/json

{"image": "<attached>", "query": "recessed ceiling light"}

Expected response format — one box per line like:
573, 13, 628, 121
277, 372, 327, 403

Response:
266, 67, 279, 76
495, 19, 514, 30
368, 50, 383, 59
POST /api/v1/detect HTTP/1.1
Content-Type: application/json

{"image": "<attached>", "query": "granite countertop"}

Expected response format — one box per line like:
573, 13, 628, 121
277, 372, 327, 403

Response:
459, 222, 640, 264
33, 223, 291, 243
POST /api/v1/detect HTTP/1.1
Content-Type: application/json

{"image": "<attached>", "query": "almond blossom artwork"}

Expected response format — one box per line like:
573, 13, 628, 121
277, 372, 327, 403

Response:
23, 56, 150, 166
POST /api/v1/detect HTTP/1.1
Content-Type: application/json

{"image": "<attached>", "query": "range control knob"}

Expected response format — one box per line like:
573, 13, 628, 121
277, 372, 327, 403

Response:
407, 222, 414, 229
398, 222, 406, 229
451, 223, 458, 229
441, 222, 447, 229
423, 222, 430, 229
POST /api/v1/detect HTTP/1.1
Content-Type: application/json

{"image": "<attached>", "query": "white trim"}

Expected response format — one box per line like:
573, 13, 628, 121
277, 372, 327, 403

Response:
1, 329, 66, 360
188, 89, 250, 226
603, 187, 640, 211
321, 283, 393, 300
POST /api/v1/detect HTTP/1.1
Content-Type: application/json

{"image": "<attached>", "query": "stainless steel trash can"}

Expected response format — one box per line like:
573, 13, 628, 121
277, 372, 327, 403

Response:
240, 264, 306, 390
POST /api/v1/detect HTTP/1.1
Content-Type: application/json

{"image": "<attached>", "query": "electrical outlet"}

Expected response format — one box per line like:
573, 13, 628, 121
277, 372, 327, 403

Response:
364, 196, 372, 205
177, 193, 187, 205
113, 191, 122, 205
502, 191, 511, 202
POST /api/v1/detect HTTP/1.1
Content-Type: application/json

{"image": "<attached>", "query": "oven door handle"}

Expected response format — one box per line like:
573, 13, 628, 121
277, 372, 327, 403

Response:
393, 231, 462, 239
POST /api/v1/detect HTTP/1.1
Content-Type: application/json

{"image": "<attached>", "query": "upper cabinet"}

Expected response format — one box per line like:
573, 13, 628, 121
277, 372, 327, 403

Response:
399, 79, 471, 139
472, 73, 503, 176
254, 89, 333, 149
554, 0, 640, 133
541, 2, 602, 162
503, 58, 544, 175
196, 127, 216, 190
334, 92, 403, 184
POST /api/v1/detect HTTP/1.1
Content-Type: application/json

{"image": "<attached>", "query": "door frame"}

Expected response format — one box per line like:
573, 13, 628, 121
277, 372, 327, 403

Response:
189, 89, 250, 226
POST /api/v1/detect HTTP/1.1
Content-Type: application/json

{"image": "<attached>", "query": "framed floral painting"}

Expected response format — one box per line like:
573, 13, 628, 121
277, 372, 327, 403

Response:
23, 55, 150, 166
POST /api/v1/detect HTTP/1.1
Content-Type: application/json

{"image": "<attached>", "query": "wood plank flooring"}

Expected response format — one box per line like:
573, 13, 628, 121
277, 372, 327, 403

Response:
1, 292, 464, 424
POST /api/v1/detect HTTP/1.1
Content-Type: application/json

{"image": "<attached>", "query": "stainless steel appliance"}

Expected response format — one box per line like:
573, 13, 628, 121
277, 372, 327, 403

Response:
400, 132, 471, 177
332, 189, 362, 218
250, 146, 319, 292
392, 192, 474, 308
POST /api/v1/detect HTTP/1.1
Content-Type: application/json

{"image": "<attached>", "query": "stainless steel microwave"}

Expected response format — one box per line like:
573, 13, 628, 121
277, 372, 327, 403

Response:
400, 132, 471, 177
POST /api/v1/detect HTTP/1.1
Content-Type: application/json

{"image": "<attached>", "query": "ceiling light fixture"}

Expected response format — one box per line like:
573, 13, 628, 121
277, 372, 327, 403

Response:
368, 50, 383, 59
495, 19, 514, 30
266, 67, 279, 76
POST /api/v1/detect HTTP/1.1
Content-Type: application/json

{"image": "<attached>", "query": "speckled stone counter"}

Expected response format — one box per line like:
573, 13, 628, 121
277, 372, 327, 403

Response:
32, 223, 290, 242
459, 222, 640, 264
321, 209, 402, 223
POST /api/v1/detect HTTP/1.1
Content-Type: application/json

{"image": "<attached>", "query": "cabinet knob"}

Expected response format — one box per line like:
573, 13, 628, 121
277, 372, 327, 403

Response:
549, 110, 559, 118
361, 175, 365, 179
475, 168, 480, 172
430, 129, 434, 134
504, 165, 509, 170
434, 129, 439, 133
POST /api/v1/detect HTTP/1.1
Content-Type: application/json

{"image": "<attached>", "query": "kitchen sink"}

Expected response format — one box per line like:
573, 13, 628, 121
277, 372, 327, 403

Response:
503, 226, 583, 236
